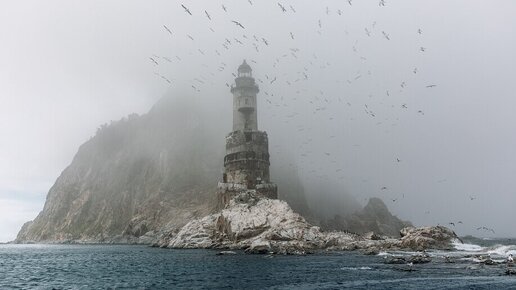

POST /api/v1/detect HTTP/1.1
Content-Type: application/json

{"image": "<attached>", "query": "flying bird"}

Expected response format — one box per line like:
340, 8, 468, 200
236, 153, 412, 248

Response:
149, 57, 159, 65
232, 20, 245, 29
181, 4, 192, 15
222, 4, 227, 12
382, 31, 390, 40
348, 0, 353, 6
290, 32, 294, 39
278, 3, 287, 12
426, 84, 437, 88
290, 5, 296, 12
418, 28, 422, 34
205, 10, 211, 20
379, 0, 386, 6
163, 25, 172, 35
420, 47, 426, 52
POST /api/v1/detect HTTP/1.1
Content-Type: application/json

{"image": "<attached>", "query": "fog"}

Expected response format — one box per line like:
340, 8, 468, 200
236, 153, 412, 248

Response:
1, 0, 515, 242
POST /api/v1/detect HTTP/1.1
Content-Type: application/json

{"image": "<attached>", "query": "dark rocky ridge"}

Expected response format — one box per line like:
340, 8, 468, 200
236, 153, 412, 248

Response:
321, 197, 412, 237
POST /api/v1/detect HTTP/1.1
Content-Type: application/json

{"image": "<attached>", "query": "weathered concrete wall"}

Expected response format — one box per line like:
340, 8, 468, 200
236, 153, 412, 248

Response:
222, 131, 271, 187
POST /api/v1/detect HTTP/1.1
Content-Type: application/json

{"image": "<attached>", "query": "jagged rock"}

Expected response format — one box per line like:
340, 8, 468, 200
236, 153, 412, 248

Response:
158, 191, 457, 255
398, 226, 461, 251
363, 231, 384, 241
246, 239, 272, 254
506, 268, 516, 275
408, 253, 432, 264
361, 247, 380, 255
384, 257, 407, 264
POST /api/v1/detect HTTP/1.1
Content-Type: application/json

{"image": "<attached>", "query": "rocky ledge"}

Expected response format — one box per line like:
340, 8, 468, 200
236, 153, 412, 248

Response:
154, 191, 461, 255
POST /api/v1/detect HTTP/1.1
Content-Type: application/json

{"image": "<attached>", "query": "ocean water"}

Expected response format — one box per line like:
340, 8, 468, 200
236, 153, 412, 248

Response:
0, 242, 515, 290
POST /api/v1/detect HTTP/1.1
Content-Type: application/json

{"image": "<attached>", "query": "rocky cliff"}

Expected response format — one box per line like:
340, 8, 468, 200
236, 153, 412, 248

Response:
320, 197, 412, 237
16, 96, 311, 243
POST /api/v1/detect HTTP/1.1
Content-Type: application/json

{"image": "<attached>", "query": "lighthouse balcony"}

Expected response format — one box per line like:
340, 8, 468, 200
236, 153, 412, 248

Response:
237, 105, 255, 113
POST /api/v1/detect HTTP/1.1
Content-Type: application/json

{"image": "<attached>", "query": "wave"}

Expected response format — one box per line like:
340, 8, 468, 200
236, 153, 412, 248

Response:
340, 266, 372, 271
453, 241, 516, 258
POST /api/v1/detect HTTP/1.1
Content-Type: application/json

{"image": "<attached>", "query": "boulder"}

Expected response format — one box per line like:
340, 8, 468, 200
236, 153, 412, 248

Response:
398, 226, 460, 251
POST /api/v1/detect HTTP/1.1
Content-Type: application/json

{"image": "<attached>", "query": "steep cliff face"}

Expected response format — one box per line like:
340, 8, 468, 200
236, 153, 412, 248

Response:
16, 97, 223, 242
16, 96, 313, 243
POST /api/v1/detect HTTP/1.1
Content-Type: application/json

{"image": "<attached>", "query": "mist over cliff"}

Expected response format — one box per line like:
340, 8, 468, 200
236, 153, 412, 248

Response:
17, 95, 369, 242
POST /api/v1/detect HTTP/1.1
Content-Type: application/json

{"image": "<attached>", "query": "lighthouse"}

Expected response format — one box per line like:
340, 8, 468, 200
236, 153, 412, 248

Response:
217, 60, 277, 207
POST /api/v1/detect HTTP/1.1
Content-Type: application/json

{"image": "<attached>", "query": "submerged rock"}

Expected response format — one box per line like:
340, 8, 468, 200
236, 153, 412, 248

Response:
506, 268, 516, 275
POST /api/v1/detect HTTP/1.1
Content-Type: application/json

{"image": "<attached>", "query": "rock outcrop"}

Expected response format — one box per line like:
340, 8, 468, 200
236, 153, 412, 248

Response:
321, 197, 412, 237
155, 191, 460, 254
399, 226, 462, 251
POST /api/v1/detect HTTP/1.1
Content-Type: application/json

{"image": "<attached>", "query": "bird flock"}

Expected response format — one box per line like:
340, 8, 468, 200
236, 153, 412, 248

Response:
144, 1, 495, 236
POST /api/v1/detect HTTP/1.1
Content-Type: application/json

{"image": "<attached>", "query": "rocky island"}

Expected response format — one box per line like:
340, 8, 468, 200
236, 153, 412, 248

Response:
15, 61, 461, 255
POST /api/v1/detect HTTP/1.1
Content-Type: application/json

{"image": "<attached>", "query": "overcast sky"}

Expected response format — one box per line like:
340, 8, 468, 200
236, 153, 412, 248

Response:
1, 0, 515, 242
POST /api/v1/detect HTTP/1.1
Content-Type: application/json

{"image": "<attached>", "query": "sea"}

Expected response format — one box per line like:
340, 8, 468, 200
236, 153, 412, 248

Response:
0, 238, 515, 290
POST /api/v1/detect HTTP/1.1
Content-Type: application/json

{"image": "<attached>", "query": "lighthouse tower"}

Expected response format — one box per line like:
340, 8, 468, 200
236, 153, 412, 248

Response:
217, 60, 277, 207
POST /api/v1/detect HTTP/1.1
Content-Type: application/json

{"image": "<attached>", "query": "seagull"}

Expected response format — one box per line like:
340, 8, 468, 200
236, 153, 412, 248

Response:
290, 32, 294, 39
418, 28, 422, 34
187, 34, 194, 41
149, 57, 159, 65
222, 4, 227, 12
248, 0, 252, 5
232, 20, 245, 29
163, 25, 172, 35
348, 0, 353, 6
381, 186, 387, 190
426, 84, 436, 88
365, 28, 371, 36
420, 47, 426, 52
205, 10, 211, 20
469, 196, 476, 201
396, 158, 401, 162
181, 4, 192, 15
448, 222, 455, 227
290, 5, 296, 12
379, 0, 386, 6
382, 31, 390, 40
262, 38, 269, 46
413, 67, 418, 74
278, 3, 287, 12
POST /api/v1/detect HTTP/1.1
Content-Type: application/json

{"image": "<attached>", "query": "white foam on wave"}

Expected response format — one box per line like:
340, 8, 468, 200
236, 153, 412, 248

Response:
340, 266, 372, 271
486, 245, 516, 257
452, 241, 482, 252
